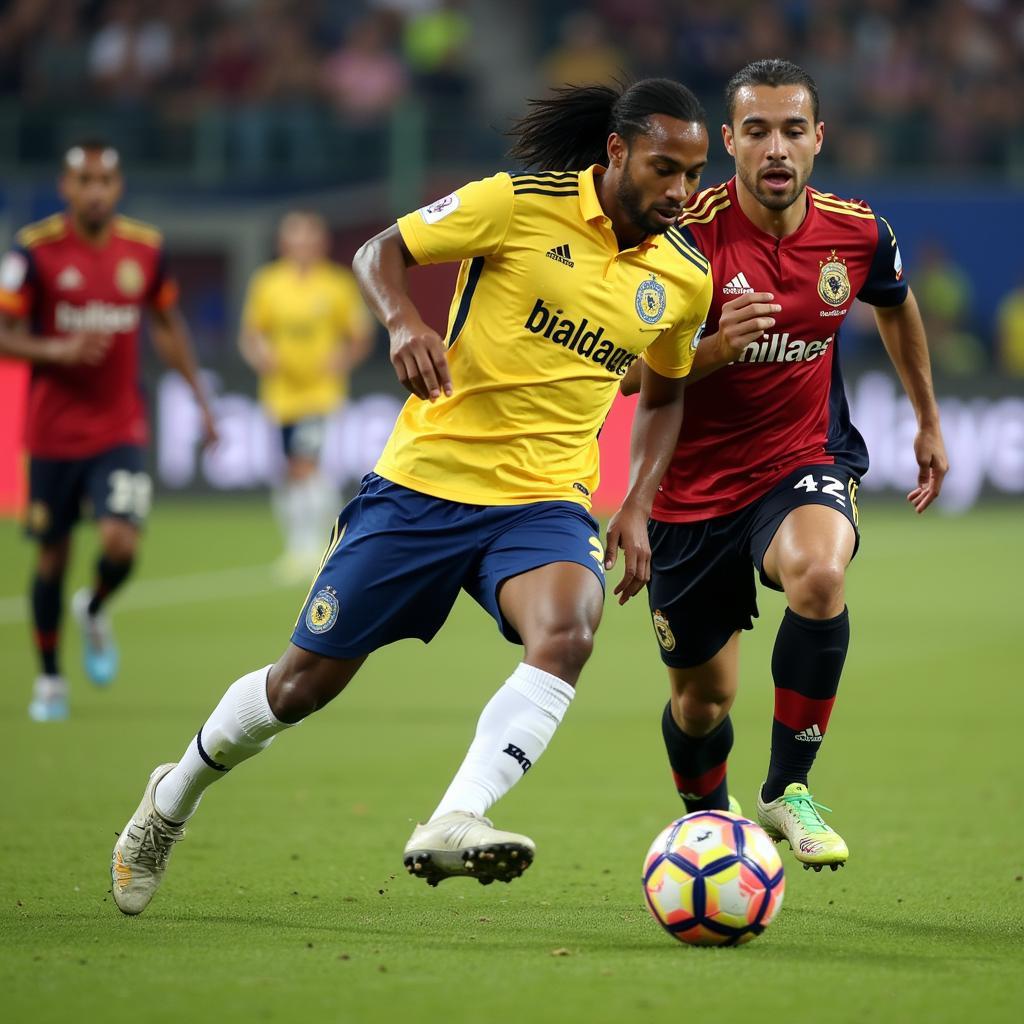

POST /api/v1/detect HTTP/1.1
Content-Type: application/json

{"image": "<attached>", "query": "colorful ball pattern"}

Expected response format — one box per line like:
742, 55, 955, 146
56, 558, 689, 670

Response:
642, 810, 785, 946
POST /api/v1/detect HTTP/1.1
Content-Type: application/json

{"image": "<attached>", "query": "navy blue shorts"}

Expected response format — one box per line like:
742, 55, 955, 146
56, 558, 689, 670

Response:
647, 464, 861, 668
280, 416, 326, 461
291, 473, 606, 658
26, 444, 151, 543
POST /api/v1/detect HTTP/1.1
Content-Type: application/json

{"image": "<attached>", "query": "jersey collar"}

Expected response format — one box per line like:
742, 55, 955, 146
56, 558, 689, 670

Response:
579, 165, 659, 254
725, 176, 817, 245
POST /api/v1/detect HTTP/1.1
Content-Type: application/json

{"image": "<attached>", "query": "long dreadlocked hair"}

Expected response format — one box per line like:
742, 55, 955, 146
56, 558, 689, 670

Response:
507, 78, 705, 171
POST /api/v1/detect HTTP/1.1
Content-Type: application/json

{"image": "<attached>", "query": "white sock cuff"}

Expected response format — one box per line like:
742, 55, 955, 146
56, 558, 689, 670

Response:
507, 662, 575, 723
234, 665, 288, 742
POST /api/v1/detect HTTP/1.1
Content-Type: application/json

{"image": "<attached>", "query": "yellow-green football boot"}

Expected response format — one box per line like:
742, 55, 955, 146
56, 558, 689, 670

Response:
756, 782, 848, 871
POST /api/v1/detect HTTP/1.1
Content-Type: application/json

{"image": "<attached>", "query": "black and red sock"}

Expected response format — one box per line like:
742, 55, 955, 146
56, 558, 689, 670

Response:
31, 573, 62, 676
762, 606, 849, 801
662, 702, 733, 813
88, 555, 134, 615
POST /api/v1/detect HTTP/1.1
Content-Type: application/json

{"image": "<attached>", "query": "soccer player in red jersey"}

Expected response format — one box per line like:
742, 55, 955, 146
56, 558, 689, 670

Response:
619, 60, 949, 870
0, 142, 216, 721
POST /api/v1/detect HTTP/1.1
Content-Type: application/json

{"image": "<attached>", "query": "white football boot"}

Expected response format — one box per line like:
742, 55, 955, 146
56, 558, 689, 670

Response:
111, 763, 185, 914
403, 811, 535, 887
756, 782, 849, 871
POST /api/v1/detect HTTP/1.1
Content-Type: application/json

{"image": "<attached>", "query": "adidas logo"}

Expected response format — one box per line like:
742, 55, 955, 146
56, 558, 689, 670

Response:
794, 724, 823, 742
723, 271, 754, 295
546, 243, 574, 268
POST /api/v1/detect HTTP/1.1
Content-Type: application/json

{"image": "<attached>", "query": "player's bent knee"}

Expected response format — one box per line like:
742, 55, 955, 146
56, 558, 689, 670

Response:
785, 560, 846, 617
527, 623, 595, 680
266, 646, 362, 723
673, 688, 734, 736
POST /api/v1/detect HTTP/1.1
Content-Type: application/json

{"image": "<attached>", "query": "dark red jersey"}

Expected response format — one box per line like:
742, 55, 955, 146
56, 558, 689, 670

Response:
652, 177, 907, 523
0, 213, 178, 458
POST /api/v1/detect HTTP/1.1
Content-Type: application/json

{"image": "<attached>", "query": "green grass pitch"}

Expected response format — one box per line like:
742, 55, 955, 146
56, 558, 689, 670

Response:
1, 499, 1021, 1024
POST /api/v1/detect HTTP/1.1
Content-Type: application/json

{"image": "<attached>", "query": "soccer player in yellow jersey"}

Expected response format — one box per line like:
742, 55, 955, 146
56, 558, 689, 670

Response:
239, 211, 373, 576
110, 79, 714, 914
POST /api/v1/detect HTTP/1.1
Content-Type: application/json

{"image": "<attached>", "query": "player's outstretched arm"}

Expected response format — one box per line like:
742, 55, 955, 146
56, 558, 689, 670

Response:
873, 287, 949, 513
605, 363, 687, 605
149, 304, 219, 446
352, 225, 451, 402
0, 312, 110, 365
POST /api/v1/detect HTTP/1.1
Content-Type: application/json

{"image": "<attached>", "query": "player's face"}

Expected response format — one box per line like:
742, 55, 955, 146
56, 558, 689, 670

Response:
60, 152, 123, 231
724, 85, 823, 212
612, 116, 708, 236
280, 216, 328, 265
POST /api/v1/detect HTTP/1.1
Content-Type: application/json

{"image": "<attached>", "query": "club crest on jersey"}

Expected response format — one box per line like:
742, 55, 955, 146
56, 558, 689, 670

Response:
817, 251, 851, 307
305, 587, 339, 634
635, 274, 666, 325
652, 608, 675, 651
116, 258, 144, 297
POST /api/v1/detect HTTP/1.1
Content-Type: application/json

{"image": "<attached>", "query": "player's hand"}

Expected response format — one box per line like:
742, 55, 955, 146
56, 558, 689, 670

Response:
389, 319, 453, 402
712, 293, 781, 363
59, 332, 112, 367
604, 499, 651, 605
907, 423, 948, 513
199, 403, 220, 450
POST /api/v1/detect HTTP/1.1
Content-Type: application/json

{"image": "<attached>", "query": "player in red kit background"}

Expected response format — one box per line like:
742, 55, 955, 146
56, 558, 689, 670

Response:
0, 142, 216, 722
620, 60, 948, 870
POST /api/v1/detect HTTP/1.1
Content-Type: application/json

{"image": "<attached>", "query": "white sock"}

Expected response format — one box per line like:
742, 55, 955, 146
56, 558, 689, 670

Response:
153, 666, 292, 822
429, 663, 575, 821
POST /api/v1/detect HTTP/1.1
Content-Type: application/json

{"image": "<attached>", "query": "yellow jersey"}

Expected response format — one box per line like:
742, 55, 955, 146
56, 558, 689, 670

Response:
376, 165, 713, 509
242, 259, 371, 424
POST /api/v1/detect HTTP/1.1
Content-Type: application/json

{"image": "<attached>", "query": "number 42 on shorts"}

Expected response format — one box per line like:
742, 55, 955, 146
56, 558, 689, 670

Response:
794, 471, 860, 525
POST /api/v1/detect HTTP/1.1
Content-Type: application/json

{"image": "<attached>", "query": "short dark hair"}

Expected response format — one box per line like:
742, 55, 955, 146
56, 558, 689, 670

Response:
508, 78, 706, 171
725, 59, 820, 124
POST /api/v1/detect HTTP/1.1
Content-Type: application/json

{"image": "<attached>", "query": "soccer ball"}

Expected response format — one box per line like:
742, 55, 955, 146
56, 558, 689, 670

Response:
642, 810, 785, 946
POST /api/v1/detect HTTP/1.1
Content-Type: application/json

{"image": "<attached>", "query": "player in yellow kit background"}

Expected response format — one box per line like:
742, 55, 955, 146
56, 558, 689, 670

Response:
239, 211, 373, 578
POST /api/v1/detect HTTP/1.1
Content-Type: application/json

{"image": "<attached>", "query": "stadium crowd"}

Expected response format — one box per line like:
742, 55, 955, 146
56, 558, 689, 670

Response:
0, 0, 1021, 179
0, 0, 1020, 372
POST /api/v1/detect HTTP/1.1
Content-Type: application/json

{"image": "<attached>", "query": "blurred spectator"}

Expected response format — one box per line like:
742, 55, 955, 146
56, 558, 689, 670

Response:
995, 278, 1024, 377
88, 0, 173, 101
322, 13, 407, 121
402, 0, 471, 104
24, 1, 90, 104
202, 19, 260, 103
541, 11, 628, 88
915, 241, 988, 376
237, 19, 324, 176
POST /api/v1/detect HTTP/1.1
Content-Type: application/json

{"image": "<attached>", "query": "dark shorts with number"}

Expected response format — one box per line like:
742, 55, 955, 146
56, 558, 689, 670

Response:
25, 444, 151, 543
280, 416, 327, 461
647, 464, 861, 668
291, 472, 606, 659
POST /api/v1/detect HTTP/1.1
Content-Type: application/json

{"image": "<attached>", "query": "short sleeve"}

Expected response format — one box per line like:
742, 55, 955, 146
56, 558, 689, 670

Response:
147, 245, 180, 311
857, 215, 909, 308
0, 245, 35, 319
241, 267, 272, 332
397, 173, 515, 266
642, 270, 713, 379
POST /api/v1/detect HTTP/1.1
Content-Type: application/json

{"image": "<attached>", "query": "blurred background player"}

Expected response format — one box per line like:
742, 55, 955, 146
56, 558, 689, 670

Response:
622, 60, 948, 870
239, 211, 373, 580
0, 141, 216, 721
